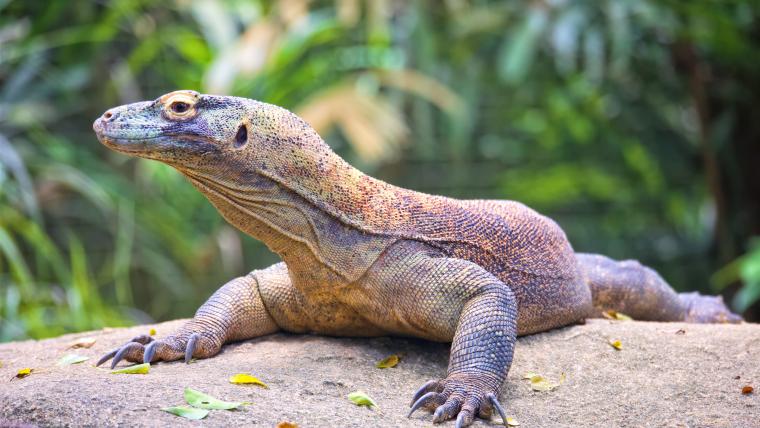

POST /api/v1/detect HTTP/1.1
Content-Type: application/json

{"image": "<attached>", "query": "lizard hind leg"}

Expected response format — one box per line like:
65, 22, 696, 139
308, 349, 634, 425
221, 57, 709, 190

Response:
577, 253, 742, 323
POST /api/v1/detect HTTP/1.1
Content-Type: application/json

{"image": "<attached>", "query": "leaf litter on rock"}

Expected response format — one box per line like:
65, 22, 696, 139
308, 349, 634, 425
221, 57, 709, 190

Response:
522, 371, 566, 392
184, 387, 245, 410
229, 373, 268, 388
67, 337, 97, 349
602, 310, 632, 321
57, 354, 89, 366
161, 406, 209, 420
375, 354, 399, 368
347, 391, 378, 408
111, 363, 150, 374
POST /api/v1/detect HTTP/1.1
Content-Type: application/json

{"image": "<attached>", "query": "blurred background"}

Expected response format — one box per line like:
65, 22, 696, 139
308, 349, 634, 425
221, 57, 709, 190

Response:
1, 0, 759, 341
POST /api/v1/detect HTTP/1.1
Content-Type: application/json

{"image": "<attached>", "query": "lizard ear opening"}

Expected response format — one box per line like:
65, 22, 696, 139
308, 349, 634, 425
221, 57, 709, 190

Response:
234, 124, 248, 148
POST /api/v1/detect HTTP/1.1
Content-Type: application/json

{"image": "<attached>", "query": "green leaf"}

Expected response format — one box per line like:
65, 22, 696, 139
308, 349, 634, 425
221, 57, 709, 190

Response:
184, 387, 243, 410
347, 391, 377, 408
111, 363, 150, 374
57, 353, 89, 366
161, 406, 209, 420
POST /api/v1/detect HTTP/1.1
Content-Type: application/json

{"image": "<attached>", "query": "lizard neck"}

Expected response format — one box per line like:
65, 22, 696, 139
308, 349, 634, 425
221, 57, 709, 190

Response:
176, 164, 395, 283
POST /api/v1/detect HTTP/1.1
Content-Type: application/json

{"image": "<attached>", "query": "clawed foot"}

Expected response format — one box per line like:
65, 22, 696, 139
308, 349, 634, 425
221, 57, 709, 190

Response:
96, 332, 222, 369
680, 292, 743, 324
408, 374, 507, 428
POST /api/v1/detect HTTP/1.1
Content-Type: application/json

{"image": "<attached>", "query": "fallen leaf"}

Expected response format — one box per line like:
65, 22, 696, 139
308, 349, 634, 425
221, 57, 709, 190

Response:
602, 310, 632, 321
506, 416, 520, 426
111, 363, 150, 374
68, 337, 97, 349
347, 391, 378, 408
149, 328, 157, 336
376, 354, 399, 369
276, 422, 298, 428
184, 387, 243, 410
742, 386, 754, 395
11, 368, 33, 381
609, 340, 623, 350
161, 406, 209, 420
735, 376, 741, 380
57, 354, 89, 366
522, 371, 564, 392
675, 329, 686, 335
229, 373, 268, 388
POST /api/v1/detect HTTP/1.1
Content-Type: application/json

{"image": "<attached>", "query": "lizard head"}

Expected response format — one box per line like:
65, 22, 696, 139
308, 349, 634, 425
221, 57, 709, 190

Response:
93, 90, 293, 171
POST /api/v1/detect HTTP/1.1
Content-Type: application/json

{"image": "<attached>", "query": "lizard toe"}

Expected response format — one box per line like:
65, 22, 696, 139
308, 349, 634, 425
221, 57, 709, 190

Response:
96, 334, 154, 368
409, 373, 506, 426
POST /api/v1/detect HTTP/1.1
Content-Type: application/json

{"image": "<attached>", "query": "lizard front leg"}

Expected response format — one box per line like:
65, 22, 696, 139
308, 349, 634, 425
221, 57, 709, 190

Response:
97, 265, 282, 368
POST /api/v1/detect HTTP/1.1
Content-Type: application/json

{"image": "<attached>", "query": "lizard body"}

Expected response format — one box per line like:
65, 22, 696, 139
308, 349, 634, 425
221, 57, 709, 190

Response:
93, 90, 742, 427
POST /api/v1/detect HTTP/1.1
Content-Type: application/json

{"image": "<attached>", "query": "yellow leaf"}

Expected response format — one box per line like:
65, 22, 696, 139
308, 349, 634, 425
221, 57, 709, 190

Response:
276, 422, 298, 428
376, 354, 399, 369
229, 373, 268, 388
16, 368, 32, 378
506, 416, 520, 426
602, 310, 633, 321
523, 372, 562, 391
347, 391, 377, 408
111, 363, 150, 374
149, 328, 157, 336
610, 340, 623, 350
68, 337, 97, 349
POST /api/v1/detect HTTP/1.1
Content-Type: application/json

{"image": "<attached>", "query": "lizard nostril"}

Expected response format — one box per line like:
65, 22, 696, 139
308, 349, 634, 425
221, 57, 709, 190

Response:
103, 111, 115, 121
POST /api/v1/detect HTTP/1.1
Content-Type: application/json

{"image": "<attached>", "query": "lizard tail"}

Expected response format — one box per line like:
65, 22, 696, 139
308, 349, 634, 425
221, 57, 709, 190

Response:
576, 253, 743, 323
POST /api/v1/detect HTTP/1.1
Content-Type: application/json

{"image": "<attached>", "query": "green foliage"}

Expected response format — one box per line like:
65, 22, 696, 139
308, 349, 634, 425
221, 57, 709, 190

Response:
1, 0, 759, 340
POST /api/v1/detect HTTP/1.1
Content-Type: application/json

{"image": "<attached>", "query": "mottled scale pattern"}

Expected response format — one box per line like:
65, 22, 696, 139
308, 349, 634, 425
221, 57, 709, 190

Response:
92, 91, 743, 426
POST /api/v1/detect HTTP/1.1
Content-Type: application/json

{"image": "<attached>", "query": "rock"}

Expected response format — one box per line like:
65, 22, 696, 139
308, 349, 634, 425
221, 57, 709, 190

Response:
0, 319, 757, 427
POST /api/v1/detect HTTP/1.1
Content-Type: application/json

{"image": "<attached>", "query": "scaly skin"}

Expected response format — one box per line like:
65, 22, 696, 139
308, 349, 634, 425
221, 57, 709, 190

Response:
93, 90, 742, 427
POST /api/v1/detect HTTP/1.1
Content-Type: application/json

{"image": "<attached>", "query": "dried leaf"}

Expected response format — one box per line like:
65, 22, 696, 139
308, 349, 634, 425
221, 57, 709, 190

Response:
347, 391, 377, 408
675, 329, 686, 335
68, 337, 96, 349
276, 422, 298, 428
742, 386, 754, 395
506, 416, 520, 426
111, 363, 150, 374
376, 354, 399, 369
602, 310, 632, 321
57, 354, 89, 366
161, 406, 209, 420
610, 340, 623, 350
523, 372, 562, 391
184, 387, 243, 410
149, 328, 157, 336
229, 373, 268, 388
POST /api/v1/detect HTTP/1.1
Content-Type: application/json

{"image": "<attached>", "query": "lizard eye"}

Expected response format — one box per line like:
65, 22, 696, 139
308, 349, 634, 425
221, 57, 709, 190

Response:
160, 91, 199, 120
171, 102, 190, 114
234, 124, 248, 148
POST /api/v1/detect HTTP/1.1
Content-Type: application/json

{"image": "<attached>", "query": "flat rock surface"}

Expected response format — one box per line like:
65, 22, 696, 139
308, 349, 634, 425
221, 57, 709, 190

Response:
0, 319, 757, 427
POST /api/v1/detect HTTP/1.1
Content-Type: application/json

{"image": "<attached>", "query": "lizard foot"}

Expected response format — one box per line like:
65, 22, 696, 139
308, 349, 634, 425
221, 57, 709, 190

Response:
408, 374, 507, 428
679, 292, 743, 323
96, 331, 222, 368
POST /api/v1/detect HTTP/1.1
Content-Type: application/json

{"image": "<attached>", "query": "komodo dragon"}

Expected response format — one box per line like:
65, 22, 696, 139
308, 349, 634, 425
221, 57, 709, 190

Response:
93, 90, 742, 427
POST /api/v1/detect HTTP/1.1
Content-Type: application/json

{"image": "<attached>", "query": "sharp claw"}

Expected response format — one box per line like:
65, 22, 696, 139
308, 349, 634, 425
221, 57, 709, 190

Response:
185, 333, 200, 363
143, 341, 158, 364
408, 391, 437, 418
487, 393, 508, 427
455, 412, 466, 428
410, 380, 438, 406
432, 406, 446, 423
96, 349, 118, 367
132, 334, 154, 345
110, 343, 137, 369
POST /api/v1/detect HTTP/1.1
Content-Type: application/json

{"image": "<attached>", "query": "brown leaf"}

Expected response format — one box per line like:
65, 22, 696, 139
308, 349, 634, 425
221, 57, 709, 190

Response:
276, 422, 298, 428
68, 337, 97, 349
675, 329, 686, 335
742, 386, 754, 395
